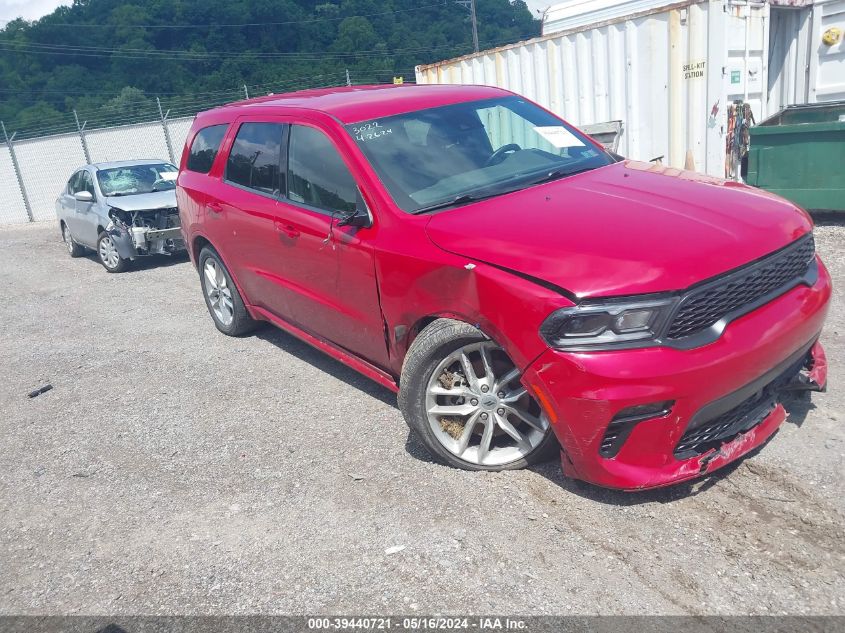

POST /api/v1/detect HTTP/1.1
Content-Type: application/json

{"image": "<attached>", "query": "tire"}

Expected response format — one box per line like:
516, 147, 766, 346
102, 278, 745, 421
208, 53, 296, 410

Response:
398, 318, 558, 471
62, 223, 85, 258
97, 231, 128, 273
198, 246, 256, 336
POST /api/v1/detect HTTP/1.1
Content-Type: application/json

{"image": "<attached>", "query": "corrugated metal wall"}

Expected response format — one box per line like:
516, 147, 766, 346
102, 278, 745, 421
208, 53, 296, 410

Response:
417, 0, 771, 177
768, 7, 812, 111
810, 0, 845, 102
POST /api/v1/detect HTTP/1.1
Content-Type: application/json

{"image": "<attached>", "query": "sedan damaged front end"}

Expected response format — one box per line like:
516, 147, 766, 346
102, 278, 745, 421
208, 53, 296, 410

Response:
107, 204, 185, 261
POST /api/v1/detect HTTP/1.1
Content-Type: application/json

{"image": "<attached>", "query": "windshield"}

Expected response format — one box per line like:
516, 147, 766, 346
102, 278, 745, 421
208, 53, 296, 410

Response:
346, 96, 612, 213
97, 163, 178, 196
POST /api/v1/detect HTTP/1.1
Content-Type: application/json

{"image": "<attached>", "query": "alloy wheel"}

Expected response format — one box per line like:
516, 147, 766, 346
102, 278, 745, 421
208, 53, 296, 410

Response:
424, 341, 549, 466
203, 258, 234, 327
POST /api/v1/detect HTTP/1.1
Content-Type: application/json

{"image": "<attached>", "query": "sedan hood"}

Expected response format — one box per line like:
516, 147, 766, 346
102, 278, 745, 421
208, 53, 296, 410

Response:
106, 190, 176, 212
425, 161, 813, 298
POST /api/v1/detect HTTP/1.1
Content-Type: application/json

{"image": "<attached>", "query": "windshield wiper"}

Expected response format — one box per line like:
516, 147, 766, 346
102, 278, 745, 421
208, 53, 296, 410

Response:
411, 190, 511, 215
411, 194, 480, 215
530, 165, 596, 185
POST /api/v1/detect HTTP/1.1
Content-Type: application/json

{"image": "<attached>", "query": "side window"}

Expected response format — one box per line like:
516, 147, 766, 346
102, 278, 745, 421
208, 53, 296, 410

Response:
287, 125, 357, 213
68, 172, 82, 194
225, 122, 284, 196
80, 172, 95, 198
186, 124, 228, 174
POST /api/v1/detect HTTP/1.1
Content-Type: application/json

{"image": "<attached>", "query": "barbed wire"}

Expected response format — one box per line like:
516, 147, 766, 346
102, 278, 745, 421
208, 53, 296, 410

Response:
1, 72, 414, 141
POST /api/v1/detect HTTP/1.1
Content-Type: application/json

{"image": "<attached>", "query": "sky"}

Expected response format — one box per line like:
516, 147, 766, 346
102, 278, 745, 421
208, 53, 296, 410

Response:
0, 0, 71, 23
0, 0, 555, 25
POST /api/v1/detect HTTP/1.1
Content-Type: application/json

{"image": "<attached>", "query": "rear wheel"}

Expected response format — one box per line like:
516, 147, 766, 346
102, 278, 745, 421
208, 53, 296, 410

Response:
62, 223, 85, 257
198, 246, 256, 336
97, 231, 127, 273
399, 319, 557, 470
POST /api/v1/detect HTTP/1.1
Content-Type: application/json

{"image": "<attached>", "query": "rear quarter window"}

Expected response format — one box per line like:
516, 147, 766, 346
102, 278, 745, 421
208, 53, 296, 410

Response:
186, 124, 228, 173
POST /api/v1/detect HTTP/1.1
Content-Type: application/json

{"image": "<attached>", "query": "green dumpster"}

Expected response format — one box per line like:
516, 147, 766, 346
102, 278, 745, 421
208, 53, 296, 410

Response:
746, 100, 845, 212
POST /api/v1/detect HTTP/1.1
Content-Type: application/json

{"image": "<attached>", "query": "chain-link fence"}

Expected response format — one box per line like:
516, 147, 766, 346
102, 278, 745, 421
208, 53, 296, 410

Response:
0, 72, 377, 225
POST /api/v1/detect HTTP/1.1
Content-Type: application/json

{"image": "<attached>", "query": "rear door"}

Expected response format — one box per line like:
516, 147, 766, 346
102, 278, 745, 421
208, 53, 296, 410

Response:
212, 119, 291, 318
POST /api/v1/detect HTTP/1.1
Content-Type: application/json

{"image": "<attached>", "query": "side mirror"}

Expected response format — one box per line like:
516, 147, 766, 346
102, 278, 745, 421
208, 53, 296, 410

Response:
74, 190, 93, 202
338, 207, 371, 228
337, 188, 372, 228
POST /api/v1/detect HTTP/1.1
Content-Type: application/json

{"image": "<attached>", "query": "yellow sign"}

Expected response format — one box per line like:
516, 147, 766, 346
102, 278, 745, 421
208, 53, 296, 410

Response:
822, 27, 842, 46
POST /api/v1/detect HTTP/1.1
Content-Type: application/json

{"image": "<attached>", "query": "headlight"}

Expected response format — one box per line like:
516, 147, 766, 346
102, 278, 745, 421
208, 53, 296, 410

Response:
539, 297, 678, 350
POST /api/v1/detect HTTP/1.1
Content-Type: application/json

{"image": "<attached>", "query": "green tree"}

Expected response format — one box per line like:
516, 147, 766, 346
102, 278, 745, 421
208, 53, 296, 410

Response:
0, 0, 540, 130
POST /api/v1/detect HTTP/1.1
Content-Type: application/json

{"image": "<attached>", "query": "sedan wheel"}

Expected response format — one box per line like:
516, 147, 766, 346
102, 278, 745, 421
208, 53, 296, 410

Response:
62, 224, 84, 257
96, 231, 127, 273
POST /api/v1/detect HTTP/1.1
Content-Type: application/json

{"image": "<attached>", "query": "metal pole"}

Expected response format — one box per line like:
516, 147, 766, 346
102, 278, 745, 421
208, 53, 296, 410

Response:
1, 121, 34, 222
73, 109, 91, 164
346, 68, 352, 86
456, 0, 480, 52
243, 84, 250, 99
157, 97, 176, 164
470, 0, 479, 53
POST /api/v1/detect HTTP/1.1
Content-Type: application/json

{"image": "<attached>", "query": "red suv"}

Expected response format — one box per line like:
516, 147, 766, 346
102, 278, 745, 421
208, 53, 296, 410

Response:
177, 84, 830, 490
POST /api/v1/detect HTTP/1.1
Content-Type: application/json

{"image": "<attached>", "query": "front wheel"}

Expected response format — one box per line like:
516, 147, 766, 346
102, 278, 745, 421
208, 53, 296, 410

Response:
97, 231, 127, 273
399, 319, 557, 471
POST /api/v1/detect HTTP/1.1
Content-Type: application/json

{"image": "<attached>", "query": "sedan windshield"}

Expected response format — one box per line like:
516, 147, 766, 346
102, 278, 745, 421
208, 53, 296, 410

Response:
97, 162, 178, 197
346, 96, 612, 213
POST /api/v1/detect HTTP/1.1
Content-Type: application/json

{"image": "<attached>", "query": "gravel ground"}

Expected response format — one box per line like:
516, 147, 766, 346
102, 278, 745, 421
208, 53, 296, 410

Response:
0, 221, 843, 616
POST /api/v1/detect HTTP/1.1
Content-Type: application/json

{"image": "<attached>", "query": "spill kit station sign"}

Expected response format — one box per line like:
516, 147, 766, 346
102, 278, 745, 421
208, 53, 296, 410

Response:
683, 60, 706, 79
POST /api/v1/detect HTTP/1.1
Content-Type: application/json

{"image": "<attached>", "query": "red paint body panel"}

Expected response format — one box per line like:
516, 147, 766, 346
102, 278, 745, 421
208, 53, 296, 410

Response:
426, 161, 813, 297
217, 84, 511, 125
524, 265, 831, 490
177, 84, 833, 491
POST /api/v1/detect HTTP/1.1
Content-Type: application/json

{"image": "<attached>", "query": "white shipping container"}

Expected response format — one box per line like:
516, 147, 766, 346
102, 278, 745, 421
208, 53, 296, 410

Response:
415, 0, 845, 178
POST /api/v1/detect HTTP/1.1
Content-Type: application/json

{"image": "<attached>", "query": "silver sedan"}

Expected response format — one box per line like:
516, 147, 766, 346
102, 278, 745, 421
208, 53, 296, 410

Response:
56, 160, 184, 272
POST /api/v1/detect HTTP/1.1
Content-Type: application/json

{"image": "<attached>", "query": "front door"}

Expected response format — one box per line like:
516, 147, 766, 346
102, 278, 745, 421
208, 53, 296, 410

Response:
75, 170, 99, 246
271, 123, 388, 369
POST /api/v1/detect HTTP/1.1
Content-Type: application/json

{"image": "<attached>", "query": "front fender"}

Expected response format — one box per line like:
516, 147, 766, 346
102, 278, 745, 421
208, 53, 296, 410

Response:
374, 221, 571, 376
106, 222, 137, 260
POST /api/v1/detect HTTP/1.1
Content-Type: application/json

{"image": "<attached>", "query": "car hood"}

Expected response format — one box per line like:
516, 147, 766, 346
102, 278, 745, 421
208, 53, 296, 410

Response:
106, 190, 176, 212
424, 161, 813, 298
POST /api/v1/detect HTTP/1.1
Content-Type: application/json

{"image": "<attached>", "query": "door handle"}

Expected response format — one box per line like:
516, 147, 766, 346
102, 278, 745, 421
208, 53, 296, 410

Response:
275, 220, 300, 239
208, 201, 223, 213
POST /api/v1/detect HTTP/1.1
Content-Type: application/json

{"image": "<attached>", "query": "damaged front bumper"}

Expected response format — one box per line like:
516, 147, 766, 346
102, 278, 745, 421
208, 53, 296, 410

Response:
107, 206, 185, 260
522, 260, 832, 490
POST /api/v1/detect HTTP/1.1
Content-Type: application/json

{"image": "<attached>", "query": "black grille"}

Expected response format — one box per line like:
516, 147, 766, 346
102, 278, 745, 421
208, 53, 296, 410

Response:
667, 236, 815, 340
674, 351, 809, 459
674, 395, 775, 459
